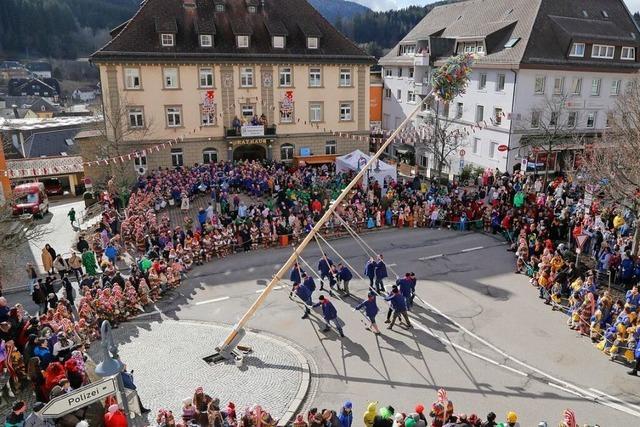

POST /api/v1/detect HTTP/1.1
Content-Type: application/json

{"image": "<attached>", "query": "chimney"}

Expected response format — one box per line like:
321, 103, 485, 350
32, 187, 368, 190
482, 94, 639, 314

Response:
11, 104, 18, 119
183, 0, 197, 28
183, 0, 196, 9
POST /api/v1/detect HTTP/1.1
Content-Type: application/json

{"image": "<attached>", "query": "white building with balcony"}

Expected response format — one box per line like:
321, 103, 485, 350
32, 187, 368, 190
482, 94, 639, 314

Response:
380, 0, 640, 177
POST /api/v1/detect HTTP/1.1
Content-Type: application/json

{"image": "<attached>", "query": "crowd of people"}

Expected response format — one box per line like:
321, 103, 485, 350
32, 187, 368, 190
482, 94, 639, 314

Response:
4, 157, 638, 425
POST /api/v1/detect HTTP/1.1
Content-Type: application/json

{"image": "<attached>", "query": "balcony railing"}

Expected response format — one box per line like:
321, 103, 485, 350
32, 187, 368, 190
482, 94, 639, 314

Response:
225, 125, 277, 138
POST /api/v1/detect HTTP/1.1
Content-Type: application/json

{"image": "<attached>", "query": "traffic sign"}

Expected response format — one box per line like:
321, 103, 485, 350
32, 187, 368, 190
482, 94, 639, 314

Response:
459, 149, 466, 157
497, 144, 508, 152
459, 159, 465, 169
576, 234, 589, 251
40, 376, 118, 418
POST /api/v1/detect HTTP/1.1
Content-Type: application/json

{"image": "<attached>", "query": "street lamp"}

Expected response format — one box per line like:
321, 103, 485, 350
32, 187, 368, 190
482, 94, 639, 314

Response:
95, 321, 132, 421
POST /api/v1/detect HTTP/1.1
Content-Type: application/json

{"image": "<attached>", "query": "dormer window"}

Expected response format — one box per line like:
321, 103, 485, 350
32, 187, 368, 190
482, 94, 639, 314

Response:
569, 43, 585, 57
161, 33, 174, 47
504, 37, 520, 48
215, 4, 225, 12
200, 34, 213, 47
248, 5, 256, 13
592, 44, 614, 59
273, 36, 285, 49
237, 35, 249, 48
307, 37, 319, 49
621, 46, 636, 60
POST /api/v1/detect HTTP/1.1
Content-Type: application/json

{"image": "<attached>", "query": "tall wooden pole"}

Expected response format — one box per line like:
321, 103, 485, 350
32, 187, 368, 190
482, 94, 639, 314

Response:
216, 90, 433, 355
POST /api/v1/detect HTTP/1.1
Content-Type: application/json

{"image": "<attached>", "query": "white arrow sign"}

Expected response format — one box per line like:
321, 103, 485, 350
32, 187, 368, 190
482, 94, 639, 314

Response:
40, 376, 118, 418
576, 234, 589, 251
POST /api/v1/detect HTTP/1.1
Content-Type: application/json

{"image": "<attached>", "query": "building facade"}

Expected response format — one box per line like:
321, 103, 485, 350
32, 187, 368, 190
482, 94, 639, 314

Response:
91, 0, 373, 174
380, 0, 640, 175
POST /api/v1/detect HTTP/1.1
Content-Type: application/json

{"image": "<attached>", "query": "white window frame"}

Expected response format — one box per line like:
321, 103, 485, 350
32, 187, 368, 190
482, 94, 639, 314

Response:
166, 106, 182, 128
279, 67, 292, 87
592, 44, 615, 59
339, 102, 352, 121
384, 88, 392, 98
591, 78, 601, 96
200, 104, 217, 127
490, 141, 499, 159
475, 105, 484, 122
279, 102, 294, 123
309, 102, 323, 123
472, 137, 479, 154
171, 149, 184, 167
611, 79, 621, 96
478, 73, 487, 90
409, 67, 414, 79
534, 76, 546, 94
339, 68, 352, 87
199, 67, 214, 88
571, 77, 582, 95
494, 107, 503, 125
456, 102, 463, 119
586, 111, 597, 128
569, 43, 585, 57
161, 33, 174, 47
325, 140, 337, 155
621, 46, 636, 60
309, 67, 322, 87
200, 34, 213, 47
384, 68, 393, 77
215, 3, 225, 12
124, 68, 141, 90
567, 111, 577, 128
237, 35, 250, 48
553, 77, 564, 95
407, 90, 416, 103
128, 107, 144, 128
280, 144, 294, 161
273, 36, 285, 49
240, 67, 254, 87
496, 74, 505, 92
163, 67, 179, 89
531, 110, 541, 129
307, 37, 319, 49
134, 155, 147, 168
241, 104, 255, 118
203, 148, 218, 164
396, 89, 402, 102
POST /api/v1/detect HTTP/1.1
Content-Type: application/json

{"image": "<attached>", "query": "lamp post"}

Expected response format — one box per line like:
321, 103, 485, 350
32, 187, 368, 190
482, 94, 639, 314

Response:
95, 320, 131, 422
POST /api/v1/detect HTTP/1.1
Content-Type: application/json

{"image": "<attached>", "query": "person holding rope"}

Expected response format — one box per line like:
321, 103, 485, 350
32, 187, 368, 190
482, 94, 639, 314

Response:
289, 262, 305, 298
364, 257, 376, 291
336, 263, 353, 296
293, 282, 314, 319
313, 295, 345, 337
384, 285, 412, 330
397, 273, 414, 312
317, 253, 336, 295
374, 254, 388, 295
355, 292, 380, 335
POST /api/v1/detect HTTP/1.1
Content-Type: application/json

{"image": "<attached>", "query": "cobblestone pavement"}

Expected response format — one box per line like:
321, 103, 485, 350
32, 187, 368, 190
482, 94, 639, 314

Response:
93, 319, 311, 423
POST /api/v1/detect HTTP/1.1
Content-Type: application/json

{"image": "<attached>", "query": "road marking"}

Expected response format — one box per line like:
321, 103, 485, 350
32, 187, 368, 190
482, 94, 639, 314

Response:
388, 263, 397, 267
418, 254, 443, 260
224, 270, 231, 276
499, 364, 528, 377
461, 246, 483, 253
255, 285, 285, 294
414, 295, 640, 418
195, 296, 230, 306
248, 267, 255, 272
589, 388, 640, 413
548, 382, 584, 398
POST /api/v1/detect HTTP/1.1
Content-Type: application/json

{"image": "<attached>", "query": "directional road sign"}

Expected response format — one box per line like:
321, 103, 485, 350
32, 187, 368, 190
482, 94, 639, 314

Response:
40, 375, 118, 418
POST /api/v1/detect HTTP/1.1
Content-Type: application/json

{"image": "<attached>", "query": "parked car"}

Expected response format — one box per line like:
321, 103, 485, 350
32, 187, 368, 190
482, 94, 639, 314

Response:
41, 178, 64, 196
12, 182, 49, 217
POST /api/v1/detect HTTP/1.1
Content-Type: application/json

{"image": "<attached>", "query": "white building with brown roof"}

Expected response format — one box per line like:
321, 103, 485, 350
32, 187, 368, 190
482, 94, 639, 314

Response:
380, 0, 640, 176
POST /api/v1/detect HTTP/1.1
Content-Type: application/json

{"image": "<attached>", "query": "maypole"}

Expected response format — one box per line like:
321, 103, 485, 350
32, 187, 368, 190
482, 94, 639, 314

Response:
215, 54, 475, 360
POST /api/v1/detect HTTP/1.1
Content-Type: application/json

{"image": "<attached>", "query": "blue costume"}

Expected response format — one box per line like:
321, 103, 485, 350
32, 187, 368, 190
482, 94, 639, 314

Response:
313, 298, 344, 336
374, 260, 388, 293
364, 260, 376, 289
355, 296, 379, 323
318, 257, 335, 290
338, 266, 353, 294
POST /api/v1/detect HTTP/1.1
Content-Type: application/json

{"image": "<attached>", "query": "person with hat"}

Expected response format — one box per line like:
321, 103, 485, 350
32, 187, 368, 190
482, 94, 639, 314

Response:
384, 286, 412, 330
23, 402, 55, 427
337, 401, 353, 427
293, 414, 308, 427
313, 296, 345, 337
363, 402, 377, 427
355, 292, 380, 334
336, 263, 353, 296
104, 404, 127, 427
293, 282, 314, 319
504, 411, 519, 427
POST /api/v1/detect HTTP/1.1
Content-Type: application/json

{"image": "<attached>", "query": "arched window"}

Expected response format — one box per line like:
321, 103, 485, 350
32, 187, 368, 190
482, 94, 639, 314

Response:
280, 143, 294, 161
203, 148, 218, 164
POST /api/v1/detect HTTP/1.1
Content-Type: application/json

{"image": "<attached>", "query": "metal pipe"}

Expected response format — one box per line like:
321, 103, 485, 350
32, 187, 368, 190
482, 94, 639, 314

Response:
216, 89, 434, 353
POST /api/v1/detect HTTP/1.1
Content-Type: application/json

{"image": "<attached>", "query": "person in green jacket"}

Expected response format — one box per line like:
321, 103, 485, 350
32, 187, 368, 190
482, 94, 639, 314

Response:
81, 248, 98, 277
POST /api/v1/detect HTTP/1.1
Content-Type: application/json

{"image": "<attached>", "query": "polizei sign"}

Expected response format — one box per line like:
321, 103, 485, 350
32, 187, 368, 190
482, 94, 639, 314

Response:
40, 376, 118, 417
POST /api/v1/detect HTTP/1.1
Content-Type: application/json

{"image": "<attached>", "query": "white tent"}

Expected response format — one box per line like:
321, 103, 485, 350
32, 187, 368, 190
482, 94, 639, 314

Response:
335, 149, 397, 188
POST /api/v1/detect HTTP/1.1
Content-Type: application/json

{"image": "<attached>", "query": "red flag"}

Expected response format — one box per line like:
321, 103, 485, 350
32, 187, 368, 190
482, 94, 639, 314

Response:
437, 388, 447, 403
563, 409, 576, 427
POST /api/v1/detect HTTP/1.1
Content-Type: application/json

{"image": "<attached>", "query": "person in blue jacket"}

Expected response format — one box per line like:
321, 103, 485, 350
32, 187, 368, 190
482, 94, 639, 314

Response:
620, 253, 635, 286
355, 292, 380, 334
628, 338, 640, 377
364, 257, 376, 290
337, 401, 353, 427
293, 282, 314, 319
318, 254, 335, 293
409, 272, 417, 307
302, 273, 316, 293
289, 262, 305, 298
396, 273, 414, 311
336, 263, 353, 295
384, 286, 412, 330
313, 295, 344, 337
626, 285, 640, 311
374, 254, 388, 294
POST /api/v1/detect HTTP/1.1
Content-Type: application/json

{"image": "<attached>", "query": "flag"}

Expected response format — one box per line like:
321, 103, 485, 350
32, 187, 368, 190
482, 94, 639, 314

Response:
563, 409, 576, 427
437, 388, 447, 403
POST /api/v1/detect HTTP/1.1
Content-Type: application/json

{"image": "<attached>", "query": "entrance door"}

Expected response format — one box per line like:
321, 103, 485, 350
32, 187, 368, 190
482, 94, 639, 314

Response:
233, 144, 266, 161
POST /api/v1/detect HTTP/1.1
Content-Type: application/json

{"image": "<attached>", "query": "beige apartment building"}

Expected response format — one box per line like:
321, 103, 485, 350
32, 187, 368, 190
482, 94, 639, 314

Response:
91, 0, 374, 172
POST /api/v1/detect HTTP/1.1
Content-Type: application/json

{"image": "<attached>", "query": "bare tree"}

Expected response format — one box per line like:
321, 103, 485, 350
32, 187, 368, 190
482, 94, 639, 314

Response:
516, 94, 579, 186
581, 80, 640, 255
417, 97, 466, 180
96, 95, 154, 194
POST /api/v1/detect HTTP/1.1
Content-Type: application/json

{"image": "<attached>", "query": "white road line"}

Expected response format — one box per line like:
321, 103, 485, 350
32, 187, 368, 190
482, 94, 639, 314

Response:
589, 388, 640, 413
461, 246, 483, 253
223, 270, 231, 276
248, 267, 255, 272
256, 285, 285, 294
499, 364, 528, 377
548, 382, 584, 398
195, 296, 230, 306
388, 263, 397, 267
418, 254, 443, 260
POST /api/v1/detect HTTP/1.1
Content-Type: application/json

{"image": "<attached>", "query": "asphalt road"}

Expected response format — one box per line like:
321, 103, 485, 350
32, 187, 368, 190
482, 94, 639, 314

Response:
129, 227, 640, 425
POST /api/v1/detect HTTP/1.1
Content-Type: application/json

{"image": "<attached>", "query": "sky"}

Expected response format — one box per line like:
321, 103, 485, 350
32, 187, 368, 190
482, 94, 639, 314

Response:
354, 0, 640, 13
